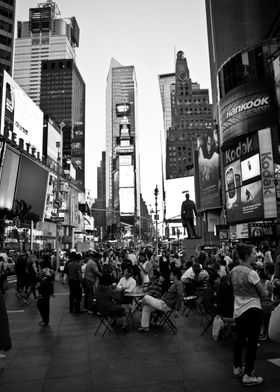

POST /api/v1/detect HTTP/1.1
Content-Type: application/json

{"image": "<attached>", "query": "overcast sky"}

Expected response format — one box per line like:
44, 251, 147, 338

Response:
15, 0, 211, 210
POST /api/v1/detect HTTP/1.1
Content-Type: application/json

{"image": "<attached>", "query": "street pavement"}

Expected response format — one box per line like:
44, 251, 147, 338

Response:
1, 279, 280, 392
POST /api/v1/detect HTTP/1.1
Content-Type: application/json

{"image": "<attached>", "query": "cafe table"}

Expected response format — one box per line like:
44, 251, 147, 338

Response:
122, 291, 148, 325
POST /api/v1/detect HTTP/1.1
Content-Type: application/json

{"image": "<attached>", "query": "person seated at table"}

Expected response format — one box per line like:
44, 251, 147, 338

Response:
138, 269, 184, 332
145, 270, 165, 299
116, 267, 136, 294
181, 262, 209, 296
95, 275, 129, 331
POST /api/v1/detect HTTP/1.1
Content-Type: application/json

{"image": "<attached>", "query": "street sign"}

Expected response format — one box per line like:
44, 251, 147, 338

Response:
53, 199, 62, 209
52, 217, 64, 223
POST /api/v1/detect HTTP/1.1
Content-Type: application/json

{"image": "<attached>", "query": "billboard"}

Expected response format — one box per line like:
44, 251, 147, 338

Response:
218, 79, 277, 146
1, 71, 44, 156
119, 188, 134, 215
119, 165, 134, 187
0, 145, 20, 210
116, 103, 131, 117
165, 176, 195, 220
43, 118, 61, 162
224, 128, 277, 224
14, 155, 49, 219
196, 128, 221, 209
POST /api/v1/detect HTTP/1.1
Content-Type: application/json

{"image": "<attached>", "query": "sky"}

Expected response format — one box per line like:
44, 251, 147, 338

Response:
15, 0, 212, 211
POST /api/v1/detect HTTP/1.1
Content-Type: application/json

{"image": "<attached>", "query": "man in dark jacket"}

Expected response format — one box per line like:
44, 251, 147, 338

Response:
181, 193, 198, 238
65, 252, 83, 314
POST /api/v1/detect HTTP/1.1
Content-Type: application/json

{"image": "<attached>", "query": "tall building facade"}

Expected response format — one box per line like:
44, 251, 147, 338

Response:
14, 1, 85, 188
205, 0, 280, 115
160, 51, 213, 180
206, 0, 280, 242
92, 151, 106, 241
40, 58, 85, 188
14, 0, 78, 104
105, 58, 140, 239
0, 0, 15, 78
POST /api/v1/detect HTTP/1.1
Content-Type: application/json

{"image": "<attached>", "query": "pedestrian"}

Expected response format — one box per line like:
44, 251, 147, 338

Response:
23, 254, 38, 304
0, 257, 7, 294
64, 251, 83, 314
0, 291, 12, 375
36, 262, 55, 326
230, 243, 268, 386
82, 251, 102, 312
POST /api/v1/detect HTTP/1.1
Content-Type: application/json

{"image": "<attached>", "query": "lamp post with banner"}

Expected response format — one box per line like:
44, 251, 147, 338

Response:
154, 185, 159, 255
54, 121, 65, 275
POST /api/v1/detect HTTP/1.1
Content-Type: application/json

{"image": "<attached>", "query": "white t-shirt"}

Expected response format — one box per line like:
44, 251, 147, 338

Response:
233, 268, 261, 319
117, 276, 136, 293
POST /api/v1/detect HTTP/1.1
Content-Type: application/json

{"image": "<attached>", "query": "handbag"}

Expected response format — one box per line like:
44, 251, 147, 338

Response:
212, 315, 225, 341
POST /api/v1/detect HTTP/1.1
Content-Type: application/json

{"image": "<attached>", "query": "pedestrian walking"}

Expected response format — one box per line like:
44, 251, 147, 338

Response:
230, 243, 268, 386
36, 261, 55, 326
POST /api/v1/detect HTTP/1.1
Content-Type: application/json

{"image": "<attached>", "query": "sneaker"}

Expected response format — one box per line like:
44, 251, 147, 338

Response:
258, 334, 268, 342
138, 327, 149, 333
242, 372, 263, 386
233, 366, 244, 377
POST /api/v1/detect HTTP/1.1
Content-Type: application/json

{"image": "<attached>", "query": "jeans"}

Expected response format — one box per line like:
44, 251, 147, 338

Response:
141, 295, 171, 328
37, 296, 50, 324
233, 307, 262, 375
68, 280, 82, 313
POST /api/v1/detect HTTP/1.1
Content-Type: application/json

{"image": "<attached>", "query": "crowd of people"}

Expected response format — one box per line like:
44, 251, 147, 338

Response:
1, 241, 280, 384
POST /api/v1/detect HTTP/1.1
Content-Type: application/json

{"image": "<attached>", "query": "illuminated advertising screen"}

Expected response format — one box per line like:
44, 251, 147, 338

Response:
0, 145, 20, 210
119, 188, 134, 215
119, 166, 134, 187
119, 123, 130, 136
14, 155, 49, 219
165, 177, 195, 220
241, 154, 260, 182
218, 79, 277, 146
196, 128, 221, 209
44, 118, 61, 162
116, 103, 131, 117
224, 128, 277, 223
1, 71, 43, 155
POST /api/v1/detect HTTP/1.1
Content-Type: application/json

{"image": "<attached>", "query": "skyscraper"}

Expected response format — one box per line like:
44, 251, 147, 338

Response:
14, 0, 78, 104
0, 0, 15, 78
205, 0, 280, 114
105, 58, 140, 238
160, 51, 213, 180
14, 1, 85, 188
40, 58, 85, 188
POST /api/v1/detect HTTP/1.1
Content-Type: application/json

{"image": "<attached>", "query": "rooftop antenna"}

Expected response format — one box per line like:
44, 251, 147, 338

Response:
38, 0, 61, 18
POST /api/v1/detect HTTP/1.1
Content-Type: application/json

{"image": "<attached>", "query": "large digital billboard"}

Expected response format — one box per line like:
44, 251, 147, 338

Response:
218, 80, 277, 146
119, 188, 134, 215
196, 128, 221, 209
224, 128, 277, 224
0, 145, 20, 210
1, 71, 44, 156
14, 155, 49, 219
119, 165, 134, 187
116, 103, 131, 117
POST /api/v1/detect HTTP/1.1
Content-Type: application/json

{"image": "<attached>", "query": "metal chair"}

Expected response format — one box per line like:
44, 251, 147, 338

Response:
94, 312, 119, 338
155, 309, 177, 333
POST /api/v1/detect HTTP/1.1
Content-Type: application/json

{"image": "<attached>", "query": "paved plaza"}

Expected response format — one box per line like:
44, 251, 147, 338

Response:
1, 280, 280, 392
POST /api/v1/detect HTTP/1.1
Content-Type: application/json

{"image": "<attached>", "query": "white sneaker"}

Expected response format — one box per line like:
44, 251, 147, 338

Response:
233, 366, 244, 377
242, 372, 263, 386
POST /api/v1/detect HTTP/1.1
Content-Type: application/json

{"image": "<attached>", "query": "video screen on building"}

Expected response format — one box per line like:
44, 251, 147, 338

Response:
14, 155, 49, 219
241, 154, 260, 182
116, 103, 131, 117
196, 128, 221, 209
226, 180, 263, 222
119, 188, 134, 215
119, 166, 134, 187
0, 145, 20, 210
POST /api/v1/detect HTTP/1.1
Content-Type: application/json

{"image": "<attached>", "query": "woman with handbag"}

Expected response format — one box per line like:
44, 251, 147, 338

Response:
230, 244, 268, 386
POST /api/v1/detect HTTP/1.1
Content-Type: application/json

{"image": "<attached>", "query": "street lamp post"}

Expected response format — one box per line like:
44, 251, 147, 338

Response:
154, 185, 159, 255
55, 121, 65, 275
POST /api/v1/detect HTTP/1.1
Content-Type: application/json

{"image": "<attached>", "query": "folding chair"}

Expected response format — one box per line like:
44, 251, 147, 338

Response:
155, 309, 177, 334
182, 295, 201, 317
94, 312, 119, 338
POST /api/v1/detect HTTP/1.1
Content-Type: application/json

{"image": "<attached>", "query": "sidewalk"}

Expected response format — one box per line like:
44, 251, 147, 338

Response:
1, 281, 280, 392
